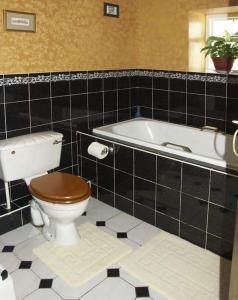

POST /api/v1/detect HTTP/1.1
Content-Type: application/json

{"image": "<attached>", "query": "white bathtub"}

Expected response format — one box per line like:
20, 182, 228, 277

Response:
93, 118, 238, 170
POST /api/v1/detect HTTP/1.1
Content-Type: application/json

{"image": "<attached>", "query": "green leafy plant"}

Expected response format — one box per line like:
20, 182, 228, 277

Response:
201, 31, 238, 58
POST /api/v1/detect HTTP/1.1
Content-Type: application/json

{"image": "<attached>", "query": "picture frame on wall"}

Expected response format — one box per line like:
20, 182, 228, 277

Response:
3, 10, 36, 32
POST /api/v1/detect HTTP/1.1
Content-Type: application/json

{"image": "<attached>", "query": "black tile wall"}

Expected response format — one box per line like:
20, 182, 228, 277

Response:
78, 131, 238, 259
1, 68, 238, 248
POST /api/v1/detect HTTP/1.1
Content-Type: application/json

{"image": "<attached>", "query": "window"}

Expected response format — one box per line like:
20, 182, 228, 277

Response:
206, 14, 238, 72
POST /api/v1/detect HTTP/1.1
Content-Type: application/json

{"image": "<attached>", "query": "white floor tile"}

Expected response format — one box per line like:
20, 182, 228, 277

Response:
0, 253, 20, 273
106, 212, 142, 232
149, 288, 169, 300
14, 235, 46, 261
80, 277, 135, 300
120, 269, 147, 287
31, 259, 57, 279
87, 203, 120, 223
121, 238, 140, 249
127, 222, 160, 245
0, 224, 40, 246
52, 270, 106, 299
23, 289, 62, 300
87, 197, 104, 211
11, 269, 40, 300
75, 215, 92, 227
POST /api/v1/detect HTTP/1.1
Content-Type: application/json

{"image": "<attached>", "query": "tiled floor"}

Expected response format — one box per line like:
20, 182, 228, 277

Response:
0, 198, 168, 300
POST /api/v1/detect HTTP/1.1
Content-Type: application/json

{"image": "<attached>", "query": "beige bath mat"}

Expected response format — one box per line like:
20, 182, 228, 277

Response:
33, 223, 132, 287
119, 230, 231, 300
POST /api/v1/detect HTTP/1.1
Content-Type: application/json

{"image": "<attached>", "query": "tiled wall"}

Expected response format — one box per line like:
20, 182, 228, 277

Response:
0, 70, 133, 234
131, 70, 238, 134
0, 68, 238, 253
77, 132, 238, 259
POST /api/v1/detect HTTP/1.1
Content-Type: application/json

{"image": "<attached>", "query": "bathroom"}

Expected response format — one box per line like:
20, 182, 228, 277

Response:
0, 0, 238, 299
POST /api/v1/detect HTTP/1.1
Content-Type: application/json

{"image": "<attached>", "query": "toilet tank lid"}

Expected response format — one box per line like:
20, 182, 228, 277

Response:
0, 131, 63, 151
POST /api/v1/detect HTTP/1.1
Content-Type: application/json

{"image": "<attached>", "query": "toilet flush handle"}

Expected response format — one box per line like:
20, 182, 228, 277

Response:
53, 139, 65, 145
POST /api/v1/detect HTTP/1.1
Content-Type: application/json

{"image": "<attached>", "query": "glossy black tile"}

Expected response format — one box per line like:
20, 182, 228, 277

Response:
210, 172, 238, 210
21, 206, 31, 225
0, 105, 5, 132
5, 76, 29, 103
88, 92, 103, 115
103, 111, 117, 125
206, 96, 226, 120
0, 189, 6, 206
187, 93, 205, 116
138, 75, 152, 88
30, 98, 51, 126
0, 211, 22, 235
156, 212, 179, 235
227, 98, 238, 121
140, 107, 152, 118
134, 177, 156, 209
71, 94, 88, 118
153, 90, 169, 110
52, 96, 70, 122
51, 73, 70, 97
136, 88, 152, 107
104, 76, 117, 91
115, 145, 133, 174
70, 72, 87, 94
153, 76, 169, 90
6, 102, 30, 131
187, 77, 205, 95
98, 187, 114, 206
227, 79, 238, 99
81, 157, 96, 184
104, 91, 117, 112
118, 89, 130, 109
118, 76, 130, 89
206, 80, 226, 97
169, 111, 186, 125
7, 128, 30, 138
117, 109, 130, 122
97, 164, 114, 191
10, 182, 29, 201
115, 170, 133, 200
29, 73, 50, 100
181, 193, 208, 230
134, 202, 155, 226
182, 164, 210, 200
58, 144, 72, 170
157, 157, 181, 190
170, 76, 186, 92
187, 115, 205, 128
156, 185, 180, 219
31, 124, 51, 134
206, 118, 226, 132
71, 117, 88, 135
89, 114, 104, 129
52, 120, 71, 144
134, 150, 156, 182
180, 223, 206, 248
153, 109, 169, 122
206, 234, 233, 259
170, 92, 186, 113
88, 74, 102, 92
115, 195, 133, 215
208, 204, 236, 242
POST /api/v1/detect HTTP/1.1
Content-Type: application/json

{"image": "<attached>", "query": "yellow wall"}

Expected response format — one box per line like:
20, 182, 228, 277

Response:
135, 0, 238, 71
0, 0, 138, 73
1, 0, 238, 73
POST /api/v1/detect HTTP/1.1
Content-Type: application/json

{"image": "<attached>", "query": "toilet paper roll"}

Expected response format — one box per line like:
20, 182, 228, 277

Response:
87, 142, 109, 159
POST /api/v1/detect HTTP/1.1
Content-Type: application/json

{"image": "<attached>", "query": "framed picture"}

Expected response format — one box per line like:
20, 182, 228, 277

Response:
3, 10, 36, 32
104, 3, 119, 18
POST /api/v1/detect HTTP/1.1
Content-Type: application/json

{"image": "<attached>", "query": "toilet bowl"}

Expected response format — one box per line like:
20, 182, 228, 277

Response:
29, 172, 91, 246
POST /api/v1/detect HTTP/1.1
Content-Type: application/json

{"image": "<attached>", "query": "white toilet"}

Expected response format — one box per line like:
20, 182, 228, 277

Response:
0, 131, 90, 246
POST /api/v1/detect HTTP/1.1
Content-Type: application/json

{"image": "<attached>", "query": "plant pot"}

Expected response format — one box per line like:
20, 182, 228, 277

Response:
212, 57, 234, 72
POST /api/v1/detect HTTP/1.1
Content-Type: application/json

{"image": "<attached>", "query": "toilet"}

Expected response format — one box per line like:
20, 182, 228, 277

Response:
0, 131, 91, 246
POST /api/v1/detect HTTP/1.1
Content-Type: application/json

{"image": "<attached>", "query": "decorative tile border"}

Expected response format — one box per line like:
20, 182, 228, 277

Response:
0, 69, 235, 86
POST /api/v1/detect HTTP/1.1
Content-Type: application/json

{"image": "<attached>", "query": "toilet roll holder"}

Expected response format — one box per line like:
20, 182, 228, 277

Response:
102, 146, 114, 155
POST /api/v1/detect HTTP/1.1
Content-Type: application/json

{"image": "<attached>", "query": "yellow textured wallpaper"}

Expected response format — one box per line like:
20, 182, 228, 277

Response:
0, 0, 138, 73
135, 0, 238, 71
1, 0, 238, 73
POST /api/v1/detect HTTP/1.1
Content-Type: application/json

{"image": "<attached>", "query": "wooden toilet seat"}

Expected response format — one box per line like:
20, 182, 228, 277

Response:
29, 172, 91, 204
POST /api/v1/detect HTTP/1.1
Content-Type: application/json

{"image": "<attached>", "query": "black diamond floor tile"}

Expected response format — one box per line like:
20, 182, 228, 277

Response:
2, 245, 15, 252
82, 212, 87, 216
19, 261, 32, 269
39, 279, 53, 289
117, 232, 127, 238
107, 268, 120, 277
135, 286, 150, 298
96, 221, 106, 226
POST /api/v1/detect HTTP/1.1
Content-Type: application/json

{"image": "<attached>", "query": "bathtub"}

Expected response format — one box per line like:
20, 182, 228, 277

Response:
93, 118, 238, 170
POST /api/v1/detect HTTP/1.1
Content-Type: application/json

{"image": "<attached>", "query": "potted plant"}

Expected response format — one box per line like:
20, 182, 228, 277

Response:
201, 31, 238, 72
